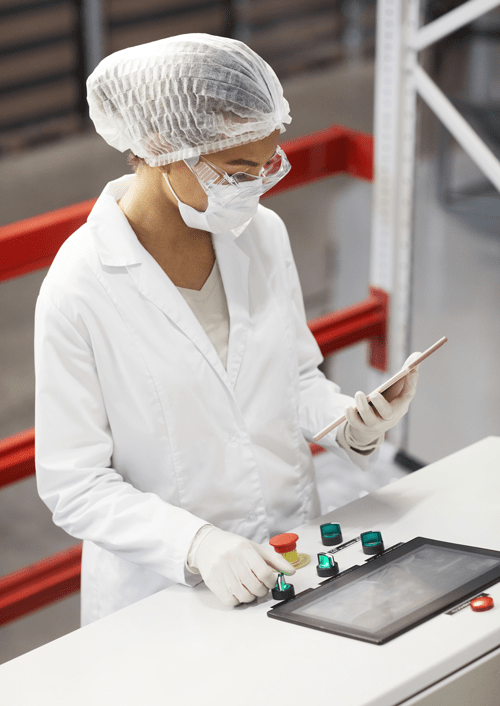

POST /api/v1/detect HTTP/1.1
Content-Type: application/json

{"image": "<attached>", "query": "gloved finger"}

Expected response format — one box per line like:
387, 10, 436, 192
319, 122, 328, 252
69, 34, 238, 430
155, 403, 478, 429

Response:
202, 569, 240, 607
226, 569, 260, 604
354, 391, 379, 427
345, 404, 366, 430
403, 351, 422, 371
218, 589, 240, 607
393, 369, 418, 403
237, 586, 260, 604
404, 368, 418, 392
255, 544, 296, 578
384, 367, 419, 404
368, 391, 394, 420
238, 561, 274, 596
237, 547, 284, 592
248, 573, 270, 598
382, 377, 405, 402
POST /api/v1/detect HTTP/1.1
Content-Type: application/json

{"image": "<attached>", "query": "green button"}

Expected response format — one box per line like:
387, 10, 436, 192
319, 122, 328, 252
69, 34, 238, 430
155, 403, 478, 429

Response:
275, 573, 291, 591
361, 531, 382, 547
318, 553, 334, 569
320, 523, 341, 538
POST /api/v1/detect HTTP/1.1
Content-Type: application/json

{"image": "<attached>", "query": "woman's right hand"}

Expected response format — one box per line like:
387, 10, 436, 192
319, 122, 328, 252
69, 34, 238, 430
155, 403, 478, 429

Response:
189, 527, 295, 607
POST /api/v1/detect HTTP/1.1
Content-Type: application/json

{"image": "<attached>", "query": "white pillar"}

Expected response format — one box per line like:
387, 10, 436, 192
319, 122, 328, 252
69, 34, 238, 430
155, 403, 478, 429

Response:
369, 0, 419, 448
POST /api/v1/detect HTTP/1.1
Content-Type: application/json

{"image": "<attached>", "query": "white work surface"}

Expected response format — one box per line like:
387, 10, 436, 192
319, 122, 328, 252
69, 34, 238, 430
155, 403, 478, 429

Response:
2, 437, 500, 705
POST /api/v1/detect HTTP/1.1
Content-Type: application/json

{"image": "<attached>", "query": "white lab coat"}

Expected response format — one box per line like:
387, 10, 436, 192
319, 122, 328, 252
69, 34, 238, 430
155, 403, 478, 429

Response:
34, 175, 374, 626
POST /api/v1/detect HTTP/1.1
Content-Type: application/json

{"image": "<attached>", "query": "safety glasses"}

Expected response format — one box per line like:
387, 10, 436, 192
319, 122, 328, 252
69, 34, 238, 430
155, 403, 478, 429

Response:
184, 146, 291, 206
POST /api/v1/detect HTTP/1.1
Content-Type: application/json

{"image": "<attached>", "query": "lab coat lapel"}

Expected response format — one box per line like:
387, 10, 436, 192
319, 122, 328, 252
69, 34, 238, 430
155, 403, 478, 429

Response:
137, 253, 231, 384
89, 181, 236, 388
212, 232, 250, 389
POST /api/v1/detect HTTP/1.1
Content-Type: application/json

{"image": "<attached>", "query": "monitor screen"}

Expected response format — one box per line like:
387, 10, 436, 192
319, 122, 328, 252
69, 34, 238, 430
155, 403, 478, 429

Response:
268, 538, 500, 644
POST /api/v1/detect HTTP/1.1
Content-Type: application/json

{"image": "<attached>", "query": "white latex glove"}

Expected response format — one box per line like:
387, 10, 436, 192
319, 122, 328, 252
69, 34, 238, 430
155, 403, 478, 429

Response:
188, 525, 296, 607
341, 352, 421, 451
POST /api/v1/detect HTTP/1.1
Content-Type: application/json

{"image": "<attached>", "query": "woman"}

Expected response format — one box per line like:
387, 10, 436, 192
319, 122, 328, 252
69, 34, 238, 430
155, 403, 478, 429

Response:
34, 34, 419, 625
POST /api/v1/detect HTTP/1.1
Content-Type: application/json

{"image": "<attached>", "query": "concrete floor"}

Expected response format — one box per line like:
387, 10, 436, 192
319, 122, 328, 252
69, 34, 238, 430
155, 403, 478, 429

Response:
1, 57, 499, 665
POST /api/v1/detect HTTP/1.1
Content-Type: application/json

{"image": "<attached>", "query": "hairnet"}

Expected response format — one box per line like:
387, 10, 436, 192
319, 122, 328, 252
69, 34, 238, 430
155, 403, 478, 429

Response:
86, 33, 291, 167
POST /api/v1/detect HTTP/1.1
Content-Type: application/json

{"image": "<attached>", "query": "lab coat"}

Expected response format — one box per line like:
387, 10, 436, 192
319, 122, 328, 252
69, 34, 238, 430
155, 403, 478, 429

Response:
34, 174, 373, 626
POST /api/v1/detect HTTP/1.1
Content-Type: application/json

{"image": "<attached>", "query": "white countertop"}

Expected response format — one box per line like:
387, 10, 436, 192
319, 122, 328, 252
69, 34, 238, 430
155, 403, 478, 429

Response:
2, 436, 500, 706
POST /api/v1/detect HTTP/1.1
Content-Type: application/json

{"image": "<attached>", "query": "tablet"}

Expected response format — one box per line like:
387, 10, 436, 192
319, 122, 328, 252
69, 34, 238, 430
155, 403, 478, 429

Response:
267, 537, 500, 644
313, 336, 448, 442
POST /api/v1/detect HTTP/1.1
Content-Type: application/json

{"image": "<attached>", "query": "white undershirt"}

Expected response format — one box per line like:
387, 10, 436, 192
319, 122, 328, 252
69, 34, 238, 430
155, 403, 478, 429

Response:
177, 260, 230, 369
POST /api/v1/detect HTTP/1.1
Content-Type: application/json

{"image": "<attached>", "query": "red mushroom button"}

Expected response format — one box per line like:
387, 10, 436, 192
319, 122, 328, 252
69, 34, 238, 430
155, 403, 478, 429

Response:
269, 533, 298, 554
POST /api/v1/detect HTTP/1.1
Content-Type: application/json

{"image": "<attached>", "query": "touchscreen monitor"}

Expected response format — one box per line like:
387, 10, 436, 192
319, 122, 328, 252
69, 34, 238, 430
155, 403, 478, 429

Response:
267, 537, 500, 644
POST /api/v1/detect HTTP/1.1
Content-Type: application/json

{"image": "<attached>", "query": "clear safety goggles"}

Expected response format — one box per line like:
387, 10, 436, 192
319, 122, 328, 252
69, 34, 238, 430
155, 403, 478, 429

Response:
184, 145, 291, 206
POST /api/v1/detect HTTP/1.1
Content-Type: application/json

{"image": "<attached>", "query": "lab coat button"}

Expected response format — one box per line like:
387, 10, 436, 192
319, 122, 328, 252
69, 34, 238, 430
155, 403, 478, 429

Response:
228, 436, 238, 447
247, 512, 257, 521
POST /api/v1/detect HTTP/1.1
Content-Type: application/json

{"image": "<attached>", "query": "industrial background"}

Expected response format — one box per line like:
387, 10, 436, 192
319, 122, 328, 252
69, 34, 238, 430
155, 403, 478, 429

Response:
1, 0, 500, 666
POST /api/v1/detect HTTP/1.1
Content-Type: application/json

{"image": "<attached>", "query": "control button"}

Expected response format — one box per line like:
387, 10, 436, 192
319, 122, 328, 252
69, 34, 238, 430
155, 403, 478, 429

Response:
269, 533, 299, 555
361, 530, 384, 555
316, 553, 339, 578
320, 522, 343, 546
271, 573, 295, 602
470, 596, 494, 612
269, 533, 311, 569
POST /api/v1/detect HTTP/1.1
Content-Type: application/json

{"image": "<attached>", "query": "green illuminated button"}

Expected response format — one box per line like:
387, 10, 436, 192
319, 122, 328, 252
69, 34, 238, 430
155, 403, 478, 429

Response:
361, 531, 384, 555
272, 572, 295, 602
316, 553, 339, 578
276, 574, 291, 591
320, 522, 343, 546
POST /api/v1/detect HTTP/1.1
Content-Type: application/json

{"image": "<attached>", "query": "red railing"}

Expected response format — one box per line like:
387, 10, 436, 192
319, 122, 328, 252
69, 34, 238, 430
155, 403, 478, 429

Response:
0, 124, 386, 626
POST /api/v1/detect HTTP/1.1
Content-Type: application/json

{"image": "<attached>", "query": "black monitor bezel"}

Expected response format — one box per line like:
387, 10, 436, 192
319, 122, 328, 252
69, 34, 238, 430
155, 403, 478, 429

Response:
267, 537, 500, 645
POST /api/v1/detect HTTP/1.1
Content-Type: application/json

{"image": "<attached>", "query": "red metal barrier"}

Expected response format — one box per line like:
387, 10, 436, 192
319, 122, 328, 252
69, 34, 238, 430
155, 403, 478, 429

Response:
0, 124, 382, 626
308, 286, 388, 371
0, 428, 35, 487
267, 124, 373, 195
0, 200, 97, 283
0, 545, 82, 626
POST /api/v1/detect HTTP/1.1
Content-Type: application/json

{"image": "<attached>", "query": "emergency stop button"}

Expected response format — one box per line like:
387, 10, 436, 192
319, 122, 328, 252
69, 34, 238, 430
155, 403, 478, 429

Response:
269, 533, 310, 569
269, 533, 298, 555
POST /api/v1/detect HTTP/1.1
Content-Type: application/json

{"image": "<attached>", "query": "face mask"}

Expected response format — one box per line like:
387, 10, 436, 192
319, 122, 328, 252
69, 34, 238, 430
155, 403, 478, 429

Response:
163, 173, 260, 237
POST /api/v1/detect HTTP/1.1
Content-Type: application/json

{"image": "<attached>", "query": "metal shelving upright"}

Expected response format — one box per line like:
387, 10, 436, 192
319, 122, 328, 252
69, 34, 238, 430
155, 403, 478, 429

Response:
370, 0, 500, 449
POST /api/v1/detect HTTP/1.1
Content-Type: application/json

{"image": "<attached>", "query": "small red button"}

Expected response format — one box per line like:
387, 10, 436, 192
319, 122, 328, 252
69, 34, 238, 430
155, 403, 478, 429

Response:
269, 533, 299, 554
470, 596, 494, 612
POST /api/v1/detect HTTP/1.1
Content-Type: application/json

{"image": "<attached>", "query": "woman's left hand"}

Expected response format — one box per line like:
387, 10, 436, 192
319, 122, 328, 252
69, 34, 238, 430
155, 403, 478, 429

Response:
343, 352, 421, 450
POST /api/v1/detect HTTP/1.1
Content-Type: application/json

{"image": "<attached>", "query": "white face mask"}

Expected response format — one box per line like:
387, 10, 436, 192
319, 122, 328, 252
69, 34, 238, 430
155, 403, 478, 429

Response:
163, 173, 260, 237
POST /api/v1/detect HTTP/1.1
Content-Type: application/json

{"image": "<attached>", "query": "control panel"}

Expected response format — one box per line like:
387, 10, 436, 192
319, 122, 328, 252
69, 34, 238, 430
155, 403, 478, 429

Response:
267, 527, 499, 645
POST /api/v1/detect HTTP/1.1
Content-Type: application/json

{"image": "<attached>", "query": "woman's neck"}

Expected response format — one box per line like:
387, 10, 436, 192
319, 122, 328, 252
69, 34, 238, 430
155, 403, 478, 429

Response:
118, 167, 214, 289
119, 167, 203, 244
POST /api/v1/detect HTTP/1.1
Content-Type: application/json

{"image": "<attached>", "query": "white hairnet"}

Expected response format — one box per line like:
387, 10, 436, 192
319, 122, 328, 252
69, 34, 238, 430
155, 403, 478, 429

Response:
86, 33, 291, 167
